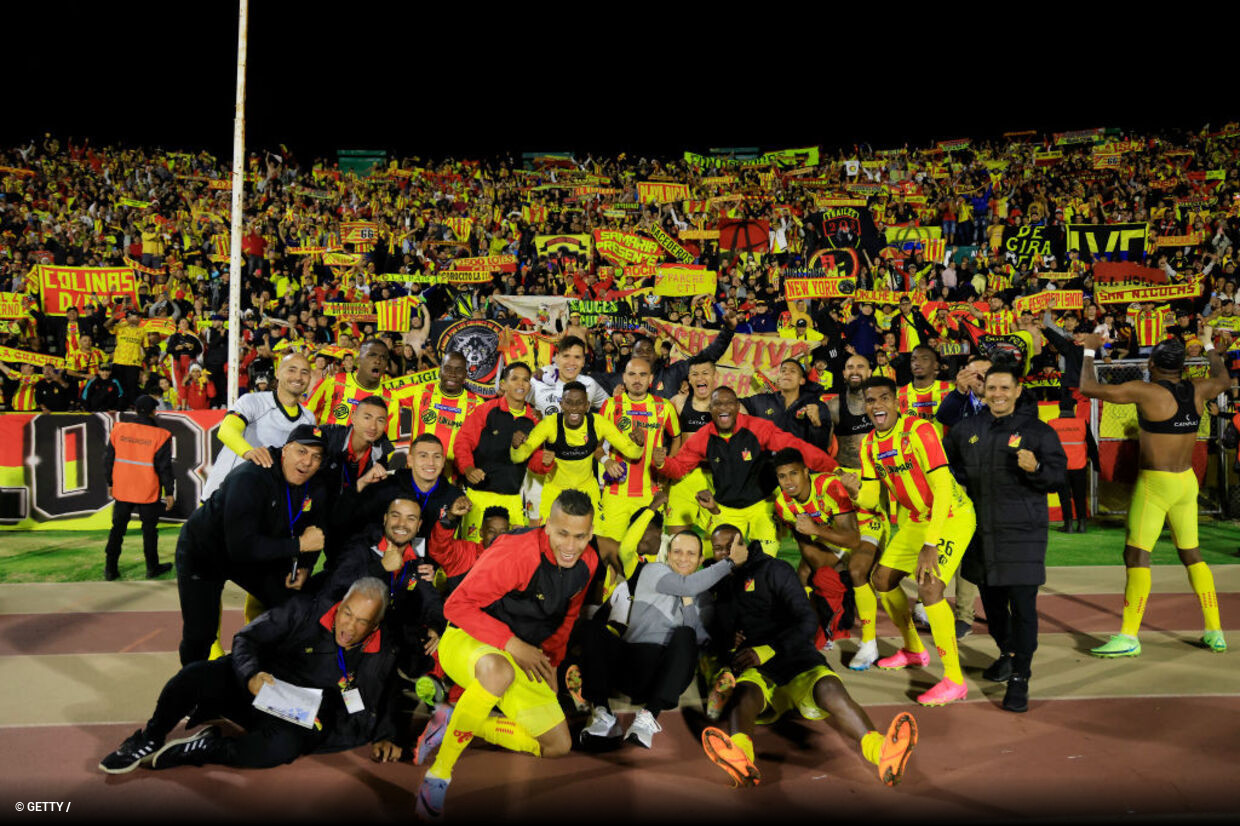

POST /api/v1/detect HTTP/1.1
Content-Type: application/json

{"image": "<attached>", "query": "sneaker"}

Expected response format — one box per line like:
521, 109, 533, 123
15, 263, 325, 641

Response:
701, 726, 761, 787
1001, 676, 1029, 713
916, 677, 967, 707
955, 619, 972, 640
414, 675, 446, 708
1090, 634, 1141, 658
414, 703, 453, 766
104, 564, 120, 582
579, 706, 621, 743
150, 726, 220, 769
911, 602, 930, 629
98, 729, 162, 774
982, 654, 1013, 683
876, 648, 930, 670
849, 640, 880, 671
564, 664, 589, 713
414, 774, 450, 822
625, 709, 662, 749
145, 562, 173, 578
1202, 630, 1227, 653
877, 712, 918, 787
705, 670, 735, 721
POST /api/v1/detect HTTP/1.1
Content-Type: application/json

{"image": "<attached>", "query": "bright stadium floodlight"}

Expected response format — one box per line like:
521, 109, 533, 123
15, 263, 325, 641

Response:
226, 0, 248, 405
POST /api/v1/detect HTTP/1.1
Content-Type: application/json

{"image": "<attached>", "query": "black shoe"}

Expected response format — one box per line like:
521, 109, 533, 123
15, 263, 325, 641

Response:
151, 726, 221, 769
98, 729, 162, 774
1058, 523, 1073, 533
982, 654, 1013, 683
1002, 676, 1029, 713
1075, 520, 1087, 534
146, 562, 173, 578
955, 619, 972, 640
104, 566, 120, 582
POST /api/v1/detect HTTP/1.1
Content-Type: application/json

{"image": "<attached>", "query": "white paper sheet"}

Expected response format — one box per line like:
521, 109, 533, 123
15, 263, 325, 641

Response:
253, 678, 323, 729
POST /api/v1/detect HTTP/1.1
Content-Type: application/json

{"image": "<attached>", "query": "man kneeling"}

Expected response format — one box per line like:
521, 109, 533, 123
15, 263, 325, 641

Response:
700, 525, 917, 789
99, 578, 399, 773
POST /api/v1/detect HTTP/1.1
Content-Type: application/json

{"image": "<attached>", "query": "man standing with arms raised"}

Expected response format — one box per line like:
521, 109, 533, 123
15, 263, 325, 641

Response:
1079, 330, 1231, 656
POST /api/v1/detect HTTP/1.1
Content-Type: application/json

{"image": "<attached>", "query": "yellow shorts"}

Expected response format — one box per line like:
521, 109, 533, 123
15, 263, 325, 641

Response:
706, 500, 779, 557
1127, 468, 1199, 551
437, 626, 564, 738
461, 490, 527, 541
597, 490, 653, 542
667, 468, 713, 529
737, 664, 837, 724
537, 480, 601, 524
856, 507, 888, 551
878, 505, 975, 584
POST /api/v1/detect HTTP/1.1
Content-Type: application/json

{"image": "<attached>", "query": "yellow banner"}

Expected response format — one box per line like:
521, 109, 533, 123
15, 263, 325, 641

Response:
785, 278, 856, 301
450, 255, 517, 272
0, 347, 65, 368
647, 224, 694, 264
0, 293, 30, 320
322, 302, 374, 316
323, 252, 365, 267
854, 289, 927, 305
678, 229, 720, 240
1013, 292, 1058, 314
637, 181, 690, 204
699, 176, 736, 186
375, 271, 490, 283
381, 369, 440, 395
653, 265, 717, 296
594, 230, 662, 265
1095, 282, 1201, 304
883, 226, 942, 244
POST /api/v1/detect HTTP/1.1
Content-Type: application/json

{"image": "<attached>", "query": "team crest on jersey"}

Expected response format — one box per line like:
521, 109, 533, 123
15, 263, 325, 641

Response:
1008, 434, 1021, 448
744, 578, 755, 592
618, 416, 632, 431
545, 404, 559, 416
741, 449, 752, 461
421, 409, 437, 425
302, 497, 312, 511
969, 434, 979, 444
332, 403, 350, 420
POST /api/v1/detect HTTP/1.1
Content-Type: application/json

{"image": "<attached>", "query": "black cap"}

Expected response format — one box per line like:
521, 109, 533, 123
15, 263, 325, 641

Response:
133, 395, 157, 416
98, 362, 114, 370
285, 424, 326, 449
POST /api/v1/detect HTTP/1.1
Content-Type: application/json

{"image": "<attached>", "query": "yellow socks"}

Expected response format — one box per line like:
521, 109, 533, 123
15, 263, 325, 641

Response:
861, 730, 883, 766
1186, 562, 1221, 632
477, 717, 540, 757
731, 732, 755, 763
924, 600, 963, 684
878, 587, 925, 653
1119, 567, 1152, 638
429, 683, 499, 781
854, 583, 878, 643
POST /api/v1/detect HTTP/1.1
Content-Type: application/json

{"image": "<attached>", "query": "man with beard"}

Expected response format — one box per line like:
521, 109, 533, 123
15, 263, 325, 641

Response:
590, 311, 739, 398
306, 338, 397, 440
397, 352, 482, 469
667, 360, 718, 532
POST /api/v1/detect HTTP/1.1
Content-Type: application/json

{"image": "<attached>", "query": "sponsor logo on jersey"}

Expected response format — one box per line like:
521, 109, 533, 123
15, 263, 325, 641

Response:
876, 448, 899, 460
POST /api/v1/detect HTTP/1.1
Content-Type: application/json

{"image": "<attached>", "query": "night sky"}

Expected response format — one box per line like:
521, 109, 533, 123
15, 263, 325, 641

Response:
7, 5, 1230, 163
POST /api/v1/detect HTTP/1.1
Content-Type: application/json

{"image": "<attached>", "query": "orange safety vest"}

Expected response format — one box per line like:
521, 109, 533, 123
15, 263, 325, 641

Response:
110, 421, 170, 504
1050, 416, 1088, 471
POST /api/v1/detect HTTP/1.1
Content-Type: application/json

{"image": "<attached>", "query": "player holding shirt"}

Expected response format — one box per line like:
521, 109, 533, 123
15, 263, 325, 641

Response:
667, 360, 718, 532
835, 377, 977, 706
597, 357, 681, 554
305, 339, 397, 440
398, 353, 481, 467
510, 382, 645, 522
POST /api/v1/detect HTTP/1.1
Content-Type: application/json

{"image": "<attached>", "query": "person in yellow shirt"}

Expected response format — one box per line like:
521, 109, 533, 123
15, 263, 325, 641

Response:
105, 310, 148, 408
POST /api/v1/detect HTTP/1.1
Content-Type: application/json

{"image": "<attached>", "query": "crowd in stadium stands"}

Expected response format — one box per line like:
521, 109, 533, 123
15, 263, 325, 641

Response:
3, 127, 1237, 810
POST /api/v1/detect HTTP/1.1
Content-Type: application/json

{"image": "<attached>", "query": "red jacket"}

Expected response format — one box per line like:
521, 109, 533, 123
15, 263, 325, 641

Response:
443, 527, 597, 667
429, 520, 484, 578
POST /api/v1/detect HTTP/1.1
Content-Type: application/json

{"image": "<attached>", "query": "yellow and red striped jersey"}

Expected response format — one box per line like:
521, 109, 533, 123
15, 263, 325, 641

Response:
982, 308, 1015, 336
401, 383, 483, 462
1128, 306, 1172, 347
859, 415, 968, 524
306, 371, 397, 439
773, 472, 854, 529
600, 392, 680, 499
6, 375, 39, 412
898, 380, 952, 434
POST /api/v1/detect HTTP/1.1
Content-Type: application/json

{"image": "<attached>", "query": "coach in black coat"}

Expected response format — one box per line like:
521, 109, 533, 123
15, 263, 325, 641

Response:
945, 365, 1066, 713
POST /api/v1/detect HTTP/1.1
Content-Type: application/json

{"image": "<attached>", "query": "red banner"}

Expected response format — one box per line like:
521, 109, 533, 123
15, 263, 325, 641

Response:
37, 266, 139, 316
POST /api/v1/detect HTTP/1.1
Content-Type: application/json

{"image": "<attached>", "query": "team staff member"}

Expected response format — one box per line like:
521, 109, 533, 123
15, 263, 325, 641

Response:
667, 360, 718, 532
306, 338, 398, 440
313, 396, 396, 557
510, 381, 645, 522
102, 394, 175, 581
176, 425, 339, 665
396, 352, 481, 468
201, 351, 316, 502
411, 490, 598, 820
1048, 396, 1098, 533
454, 362, 544, 540
657, 387, 837, 555
945, 366, 1066, 713
699, 526, 917, 790
98, 578, 401, 773
742, 359, 834, 455
835, 377, 977, 707
1080, 331, 1230, 656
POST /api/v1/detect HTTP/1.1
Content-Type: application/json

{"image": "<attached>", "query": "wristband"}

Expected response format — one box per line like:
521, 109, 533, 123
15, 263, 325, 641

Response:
1082, 348, 1096, 358
1204, 342, 1215, 352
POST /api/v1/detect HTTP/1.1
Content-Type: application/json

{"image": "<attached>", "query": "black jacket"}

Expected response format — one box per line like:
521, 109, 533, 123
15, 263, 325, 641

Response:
592, 325, 735, 398
707, 543, 822, 685
945, 397, 1067, 587
742, 385, 833, 455
231, 593, 398, 753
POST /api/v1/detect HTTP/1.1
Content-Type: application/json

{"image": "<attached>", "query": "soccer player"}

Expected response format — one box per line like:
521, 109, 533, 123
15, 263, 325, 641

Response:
699, 525, 918, 790
666, 360, 718, 532
510, 381, 645, 523
597, 357, 681, 557
591, 310, 738, 398
529, 335, 610, 414
1079, 331, 1230, 656
898, 344, 952, 435
305, 338, 397, 440
411, 490, 598, 820
657, 387, 836, 555
397, 352, 482, 468
827, 354, 875, 470
834, 376, 977, 706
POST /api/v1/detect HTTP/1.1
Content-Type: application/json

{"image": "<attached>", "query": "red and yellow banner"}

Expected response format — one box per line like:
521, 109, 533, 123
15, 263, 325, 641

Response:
785, 278, 855, 301
653, 265, 716, 296
0, 293, 31, 320
637, 181, 690, 204
1155, 232, 1204, 247
651, 320, 814, 396
340, 221, 380, 245
647, 224, 694, 264
0, 347, 65, 368
594, 229, 662, 266
37, 266, 139, 316
1095, 282, 1200, 304
450, 254, 518, 272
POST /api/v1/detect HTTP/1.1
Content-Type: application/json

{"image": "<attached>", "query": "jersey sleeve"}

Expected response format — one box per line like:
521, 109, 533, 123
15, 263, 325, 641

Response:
511, 415, 555, 463
661, 400, 681, 439
305, 375, 333, 422
910, 419, 949, 472
587, 379, 610, 411
596, 414, 644, 461
442, 532, 542, 651
820, 476, 855, 515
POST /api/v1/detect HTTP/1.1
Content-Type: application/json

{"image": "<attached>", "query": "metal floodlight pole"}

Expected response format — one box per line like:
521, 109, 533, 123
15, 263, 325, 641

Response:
226, 0, 248, 405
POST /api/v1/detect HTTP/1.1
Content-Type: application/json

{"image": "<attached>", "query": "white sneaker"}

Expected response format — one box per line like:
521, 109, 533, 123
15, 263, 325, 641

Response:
912, 602, 930, 629
624, 709, 662, 749
580, 707, 621, 742
849, 639, 880, 671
